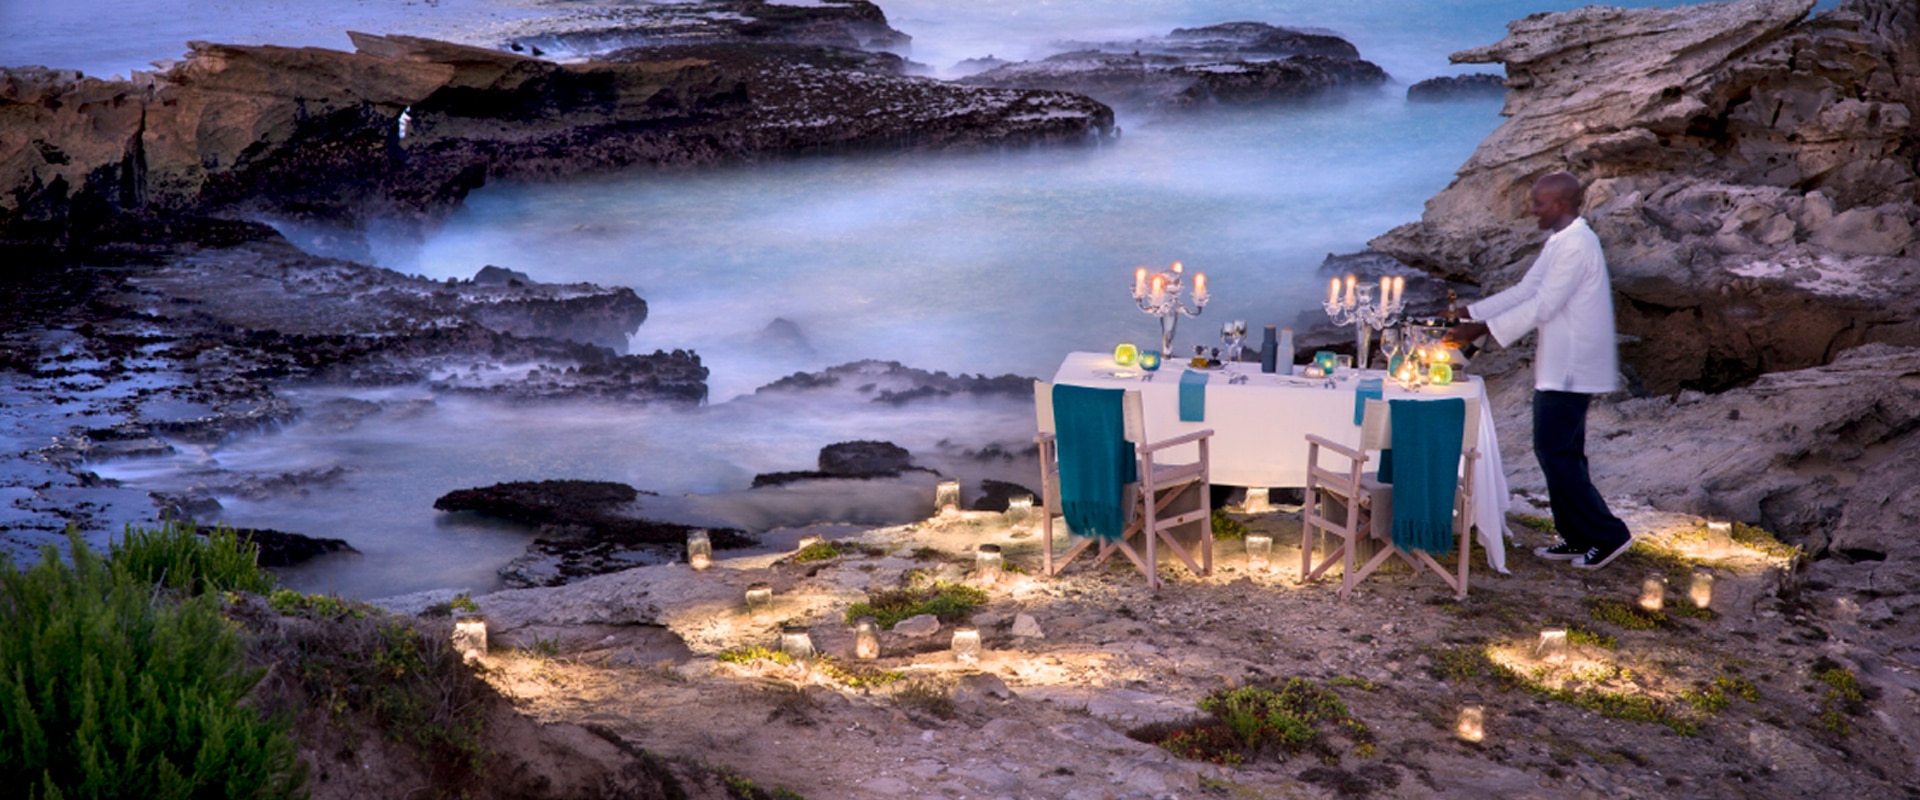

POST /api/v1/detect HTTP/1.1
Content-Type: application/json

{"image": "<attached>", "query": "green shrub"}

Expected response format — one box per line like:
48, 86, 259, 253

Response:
111, 521, 275, 596
1210, 509, 1248, 540
1134, 679, 1374, 765
0, 531, 303, 799
843, 583, 987, 629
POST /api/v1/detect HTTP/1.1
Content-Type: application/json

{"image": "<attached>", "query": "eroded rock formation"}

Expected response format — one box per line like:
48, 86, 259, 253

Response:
1371, 0, 1920, 395
3, 31, 1111, 252
960, 22, 1388, 110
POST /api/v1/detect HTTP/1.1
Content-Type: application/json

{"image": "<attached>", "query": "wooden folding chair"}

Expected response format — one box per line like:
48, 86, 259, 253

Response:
1034, 381, 1214, 590
1302, 397, 1480, 599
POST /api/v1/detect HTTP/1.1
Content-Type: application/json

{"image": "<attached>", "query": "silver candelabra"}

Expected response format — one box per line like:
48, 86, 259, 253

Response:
1132, 262, 1209, 359
1322, 276, 1404, 371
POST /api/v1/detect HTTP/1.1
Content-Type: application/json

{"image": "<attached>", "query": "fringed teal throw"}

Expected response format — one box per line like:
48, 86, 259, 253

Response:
1053, 384, 1137, 542
1388, 397, 1465, 556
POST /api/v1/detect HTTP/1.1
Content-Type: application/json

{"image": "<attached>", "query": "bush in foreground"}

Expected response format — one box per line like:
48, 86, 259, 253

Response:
0, 529, 303, 800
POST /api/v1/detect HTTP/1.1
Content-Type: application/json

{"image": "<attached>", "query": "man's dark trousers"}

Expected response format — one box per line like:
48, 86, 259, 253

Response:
1533, 390, 1631, 551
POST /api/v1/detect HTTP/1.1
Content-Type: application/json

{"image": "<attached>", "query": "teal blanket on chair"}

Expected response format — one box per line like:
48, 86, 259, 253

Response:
1388, 398, 1465, 556
1053, 384, 1137, 542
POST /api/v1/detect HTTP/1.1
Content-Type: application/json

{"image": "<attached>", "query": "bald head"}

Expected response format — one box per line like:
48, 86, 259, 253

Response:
1529, 171, 1584, 231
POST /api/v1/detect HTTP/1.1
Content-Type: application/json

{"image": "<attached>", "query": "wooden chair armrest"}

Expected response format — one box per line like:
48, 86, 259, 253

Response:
1139, 428, 1213, 453
1035, 432, 1056, 445
1304, 434, 1365, 462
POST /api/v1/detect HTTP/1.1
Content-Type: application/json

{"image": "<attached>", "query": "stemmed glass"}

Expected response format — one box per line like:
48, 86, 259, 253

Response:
1221, 320, 1247, 373
1380, 325, 1405, 382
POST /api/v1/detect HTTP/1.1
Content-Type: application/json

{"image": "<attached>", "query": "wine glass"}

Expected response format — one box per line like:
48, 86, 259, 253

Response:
1221, 320, 1247, 372
1381, 325, 1405, 380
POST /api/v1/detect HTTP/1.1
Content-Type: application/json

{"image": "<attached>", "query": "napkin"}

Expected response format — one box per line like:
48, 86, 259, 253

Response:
1388, 397, 1466, 556
1052, 384, 1137, 542
1178, 369, 1209, 422
1353, 376, 1382, 426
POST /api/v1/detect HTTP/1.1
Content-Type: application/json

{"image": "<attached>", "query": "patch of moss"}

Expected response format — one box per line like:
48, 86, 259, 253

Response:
1585, 597, 1665, 631
1732, 521, 1800, 560
1813, 661, 1867, 736
1211, 509, 1249, 540
269, 588, 376, 619
1509, 513, 1555, 533
1427, 644, 1697, 735
1327, 676, 1381, 692
1131, 679, 1375, 765
791, 541, 844, 562
844, 582, 988, 629
1567, 625, 1619, 651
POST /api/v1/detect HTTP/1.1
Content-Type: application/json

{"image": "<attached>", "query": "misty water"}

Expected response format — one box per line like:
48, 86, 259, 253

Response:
10, 0, 1741, 598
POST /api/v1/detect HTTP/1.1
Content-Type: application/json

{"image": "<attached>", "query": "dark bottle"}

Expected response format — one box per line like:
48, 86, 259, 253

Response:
1443, 289, 1461, 326
1260, 326, 1278, 373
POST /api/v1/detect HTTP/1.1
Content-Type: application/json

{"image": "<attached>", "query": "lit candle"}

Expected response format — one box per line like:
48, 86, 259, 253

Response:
975, 544, 1004, 585
1639, 571, 1667, 612
1344, 274, 1356, 307
1151, 274, 1166, 300
1379, 275, 1391, 305
1245, 533, 1272, 571
1455, 705, 1486, 743
1328, 278, 1340, 305
779, 623, 815, 660
745, 582, 774, 617
687, 529, 712, 571
853, 616, 880, 660
1194, 273, 1207, 297
1537, 627, 1569, 663
1113, 343, 1138, 366
1134, 267, 1147, 297
452, 611, 488, 664
1689, 568, 1714, 608
1392, 276, 1405, 306
1171, 261, 1183, 275
951, 625, 982, 665
1005, 494, 1035, 532
934, 480, 962, 516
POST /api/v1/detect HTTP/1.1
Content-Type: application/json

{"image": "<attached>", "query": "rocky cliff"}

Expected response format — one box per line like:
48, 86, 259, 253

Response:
1371, 0, 1919, 396
1372, 0, 1920, 677
2, 30, 1111, 253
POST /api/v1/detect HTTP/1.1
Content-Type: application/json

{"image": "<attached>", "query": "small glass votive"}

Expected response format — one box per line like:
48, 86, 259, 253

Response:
1639, 571, 1667, 612
1242, 487, 1271, 514
1430, 361, 1454, 386
686, 529, 712, 570
975, 544, 1004, 584
853, 616, 880, 660
451, 611, 488, 664
1005, 494, 1034, 532
1689, 567, 1714, 609
1335, 354, 1354, 375
1455, 705, 1486, 743
934, 480, 962, 516
745, 582, 774, 617
1139, 350, 1162, 371
1537, 627, 1569, 663
1705, 520, 1734, 558
1245, 533, 1272, 571
1314, 350, 1337, 374
951, 625, 981, 665
779, 623, 815, 660
1114, 343, 1139, 367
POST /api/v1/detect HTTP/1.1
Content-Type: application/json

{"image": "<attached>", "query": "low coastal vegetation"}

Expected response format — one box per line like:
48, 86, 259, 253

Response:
843, 582, 988, 629
1130, 678, 1377, 766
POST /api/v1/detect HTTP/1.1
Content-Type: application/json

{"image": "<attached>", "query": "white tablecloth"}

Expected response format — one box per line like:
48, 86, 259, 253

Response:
1051, 351, 1511, 573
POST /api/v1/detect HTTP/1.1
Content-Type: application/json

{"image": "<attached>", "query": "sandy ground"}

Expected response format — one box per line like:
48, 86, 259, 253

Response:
470, 500, 1912, 800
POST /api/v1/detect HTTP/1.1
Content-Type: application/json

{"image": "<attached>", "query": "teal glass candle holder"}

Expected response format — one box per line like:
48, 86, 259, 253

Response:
1139, 350, 1162, 371
1314, 350, 1337, 374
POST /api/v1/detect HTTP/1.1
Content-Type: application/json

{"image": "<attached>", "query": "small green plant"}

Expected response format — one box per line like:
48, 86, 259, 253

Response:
1667, 597, 1714, 620
715, 767, 808, 800
1327, 675, 1381, 692
844, 582, 988, 629
1510, 513, 1555, 533
1813, 662, 1866, 736
1132, 679, 1374, 765
111, 520, 275, 595
891, 678, 957, 719
1211, 509, 1249, 540
1715, 674, 1760, 702
1732, 521, 1800, 560
791, 541, 843, 562
449, 594, 480, 613
716, 647, 903, 689
0, 530, 305, 799
1567, 625, 1618, 650
268, 588, 373, 619
718, 644, 795, 666
1426, 643, 1699, 735
1585, 597, 1665, 631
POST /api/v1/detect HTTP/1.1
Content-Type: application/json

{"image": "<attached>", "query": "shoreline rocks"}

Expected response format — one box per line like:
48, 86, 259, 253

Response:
959, 22, 1388, 110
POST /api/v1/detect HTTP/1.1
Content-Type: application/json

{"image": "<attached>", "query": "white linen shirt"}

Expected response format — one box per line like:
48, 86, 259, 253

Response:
1466, 217, 1620, 394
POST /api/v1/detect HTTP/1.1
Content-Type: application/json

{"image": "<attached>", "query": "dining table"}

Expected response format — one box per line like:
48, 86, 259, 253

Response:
1050, 350, 1512, 573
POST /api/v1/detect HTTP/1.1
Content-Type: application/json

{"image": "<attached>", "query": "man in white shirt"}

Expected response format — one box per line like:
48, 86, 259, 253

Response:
1445, 172, 1634, 570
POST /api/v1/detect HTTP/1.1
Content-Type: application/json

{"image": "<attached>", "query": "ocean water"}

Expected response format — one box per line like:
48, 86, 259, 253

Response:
13, 0, 1805, 597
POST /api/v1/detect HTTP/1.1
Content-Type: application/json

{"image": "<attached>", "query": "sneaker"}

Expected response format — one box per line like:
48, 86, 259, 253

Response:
1533, 541, 1584, 561
1572, 536, 1635, 571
